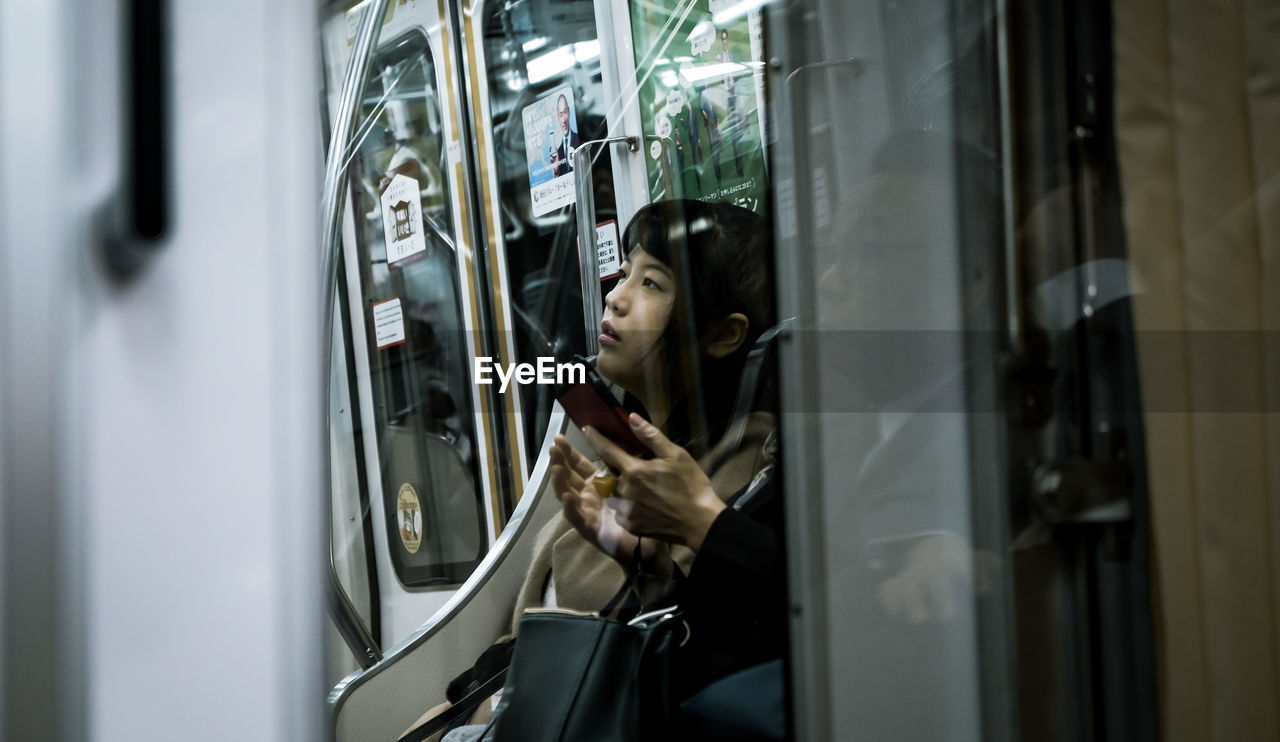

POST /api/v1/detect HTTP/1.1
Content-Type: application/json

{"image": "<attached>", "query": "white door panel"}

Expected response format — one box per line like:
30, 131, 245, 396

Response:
2, 0, 325, 739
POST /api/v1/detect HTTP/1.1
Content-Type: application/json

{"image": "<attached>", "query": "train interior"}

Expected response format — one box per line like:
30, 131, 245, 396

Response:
1, 0, 1277, 740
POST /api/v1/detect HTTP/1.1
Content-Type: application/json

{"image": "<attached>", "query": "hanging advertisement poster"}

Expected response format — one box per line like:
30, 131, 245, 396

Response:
523, 85, 581, 217
629, 0, 768, 216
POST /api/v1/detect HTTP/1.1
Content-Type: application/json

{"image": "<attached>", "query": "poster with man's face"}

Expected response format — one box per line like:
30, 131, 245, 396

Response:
523, 86, 578, 216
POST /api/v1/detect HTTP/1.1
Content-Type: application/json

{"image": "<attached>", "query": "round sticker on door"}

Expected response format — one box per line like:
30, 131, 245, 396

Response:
397, 483, 423, 554
656, 116, 672, 139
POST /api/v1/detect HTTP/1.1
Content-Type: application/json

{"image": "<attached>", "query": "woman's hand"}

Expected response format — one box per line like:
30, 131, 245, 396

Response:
549, 434, 659, 567
583, 414, 726, 552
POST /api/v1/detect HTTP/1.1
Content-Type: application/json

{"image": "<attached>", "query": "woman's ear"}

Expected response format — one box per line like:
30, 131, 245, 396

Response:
704, 313, 749, 358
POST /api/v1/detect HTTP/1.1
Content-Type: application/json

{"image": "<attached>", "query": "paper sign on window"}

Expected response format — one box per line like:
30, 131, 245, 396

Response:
576, 220, 623, 281
595, 220, 622, 280
381, 173, 427, 265
373, 297, 406, 349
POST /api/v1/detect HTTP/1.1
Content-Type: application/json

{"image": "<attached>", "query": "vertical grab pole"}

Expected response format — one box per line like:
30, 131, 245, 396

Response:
320, 0, 390, 669
573, 136, 638, 357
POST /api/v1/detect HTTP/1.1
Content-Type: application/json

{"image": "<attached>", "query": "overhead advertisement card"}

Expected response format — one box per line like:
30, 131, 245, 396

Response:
523, 85, 580, 216
630, 0, 769, 216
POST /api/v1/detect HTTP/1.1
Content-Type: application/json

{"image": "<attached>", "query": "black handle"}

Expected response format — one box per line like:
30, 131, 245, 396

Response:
105, 0, 169, 277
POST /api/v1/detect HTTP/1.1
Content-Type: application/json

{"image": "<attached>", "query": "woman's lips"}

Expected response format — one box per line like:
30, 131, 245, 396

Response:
599, 320, 620, 346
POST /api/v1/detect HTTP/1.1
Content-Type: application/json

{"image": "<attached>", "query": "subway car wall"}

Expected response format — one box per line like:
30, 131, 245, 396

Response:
1, 0, 1276, 740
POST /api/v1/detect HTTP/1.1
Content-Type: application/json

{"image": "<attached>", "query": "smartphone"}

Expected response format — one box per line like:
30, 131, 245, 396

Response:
555, 362, 652, 459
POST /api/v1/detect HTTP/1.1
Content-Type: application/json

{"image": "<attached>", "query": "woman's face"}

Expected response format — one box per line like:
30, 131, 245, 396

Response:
597, 248, 676, 397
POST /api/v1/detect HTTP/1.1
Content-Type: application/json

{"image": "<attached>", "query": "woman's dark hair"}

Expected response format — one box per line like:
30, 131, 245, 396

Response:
619, 199, 774, 454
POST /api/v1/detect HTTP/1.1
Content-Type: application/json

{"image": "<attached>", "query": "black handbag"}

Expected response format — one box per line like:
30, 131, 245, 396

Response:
491, 592, 689, 742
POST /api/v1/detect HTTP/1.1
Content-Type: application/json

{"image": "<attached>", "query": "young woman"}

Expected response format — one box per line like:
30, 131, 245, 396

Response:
515, 198, 777, 622
410, 199, 779, 742
546, 199, 788, 702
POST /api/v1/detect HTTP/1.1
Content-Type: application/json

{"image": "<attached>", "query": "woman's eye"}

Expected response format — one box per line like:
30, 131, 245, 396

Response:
642, 277, 659, 289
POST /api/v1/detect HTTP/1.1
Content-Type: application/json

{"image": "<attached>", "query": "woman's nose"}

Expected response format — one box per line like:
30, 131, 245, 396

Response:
604, 282, 627, 314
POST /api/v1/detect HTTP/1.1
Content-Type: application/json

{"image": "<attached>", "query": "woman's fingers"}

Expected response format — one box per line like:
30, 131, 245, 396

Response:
549, 463, 572, 503
582, 427, 639, 474
556, 435, 598, 480
582, 419, 724, 549
552, 435, 599, 485
626, 413, 682, 458
552, 463, 603, 546
550, 461, 589, 505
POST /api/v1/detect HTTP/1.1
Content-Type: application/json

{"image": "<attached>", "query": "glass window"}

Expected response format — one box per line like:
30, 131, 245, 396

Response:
479, 0, 617, 464
345, 31, 486, 586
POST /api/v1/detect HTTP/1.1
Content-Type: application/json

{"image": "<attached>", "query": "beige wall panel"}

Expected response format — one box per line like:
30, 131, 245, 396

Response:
1169, 0, 1280, 739
1241, 0, 1280, 328
1188, 412, 1279, 740
1240, 0, 1280, 703
1112, 1, 1209, 739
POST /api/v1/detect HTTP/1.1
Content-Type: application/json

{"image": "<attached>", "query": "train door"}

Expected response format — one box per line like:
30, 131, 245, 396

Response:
1, 0, 326, 739
321, 0, 520, 660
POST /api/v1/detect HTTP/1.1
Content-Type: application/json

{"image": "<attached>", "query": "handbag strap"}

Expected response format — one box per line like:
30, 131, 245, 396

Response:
600, 573, 635, 617
399, 666, 508, 742
600, 538, 651, 617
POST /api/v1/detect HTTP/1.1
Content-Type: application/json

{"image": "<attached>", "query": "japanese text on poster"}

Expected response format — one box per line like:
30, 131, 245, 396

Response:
373, 297, 406, 349
595, 220, 622, 279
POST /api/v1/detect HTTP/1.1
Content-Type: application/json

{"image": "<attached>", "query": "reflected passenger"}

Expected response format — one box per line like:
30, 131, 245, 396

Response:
815, 130, 1002, 739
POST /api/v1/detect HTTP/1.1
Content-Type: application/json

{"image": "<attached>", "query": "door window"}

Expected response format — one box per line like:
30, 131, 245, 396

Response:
476, 0, 617, 464
344, 31, 486, 587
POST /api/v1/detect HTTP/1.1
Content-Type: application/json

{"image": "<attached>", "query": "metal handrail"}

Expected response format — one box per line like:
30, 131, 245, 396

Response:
329, 408, 566, 709
572, 135, 639, 355
995, 0, 1022, 355
321, 0, 392, 670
